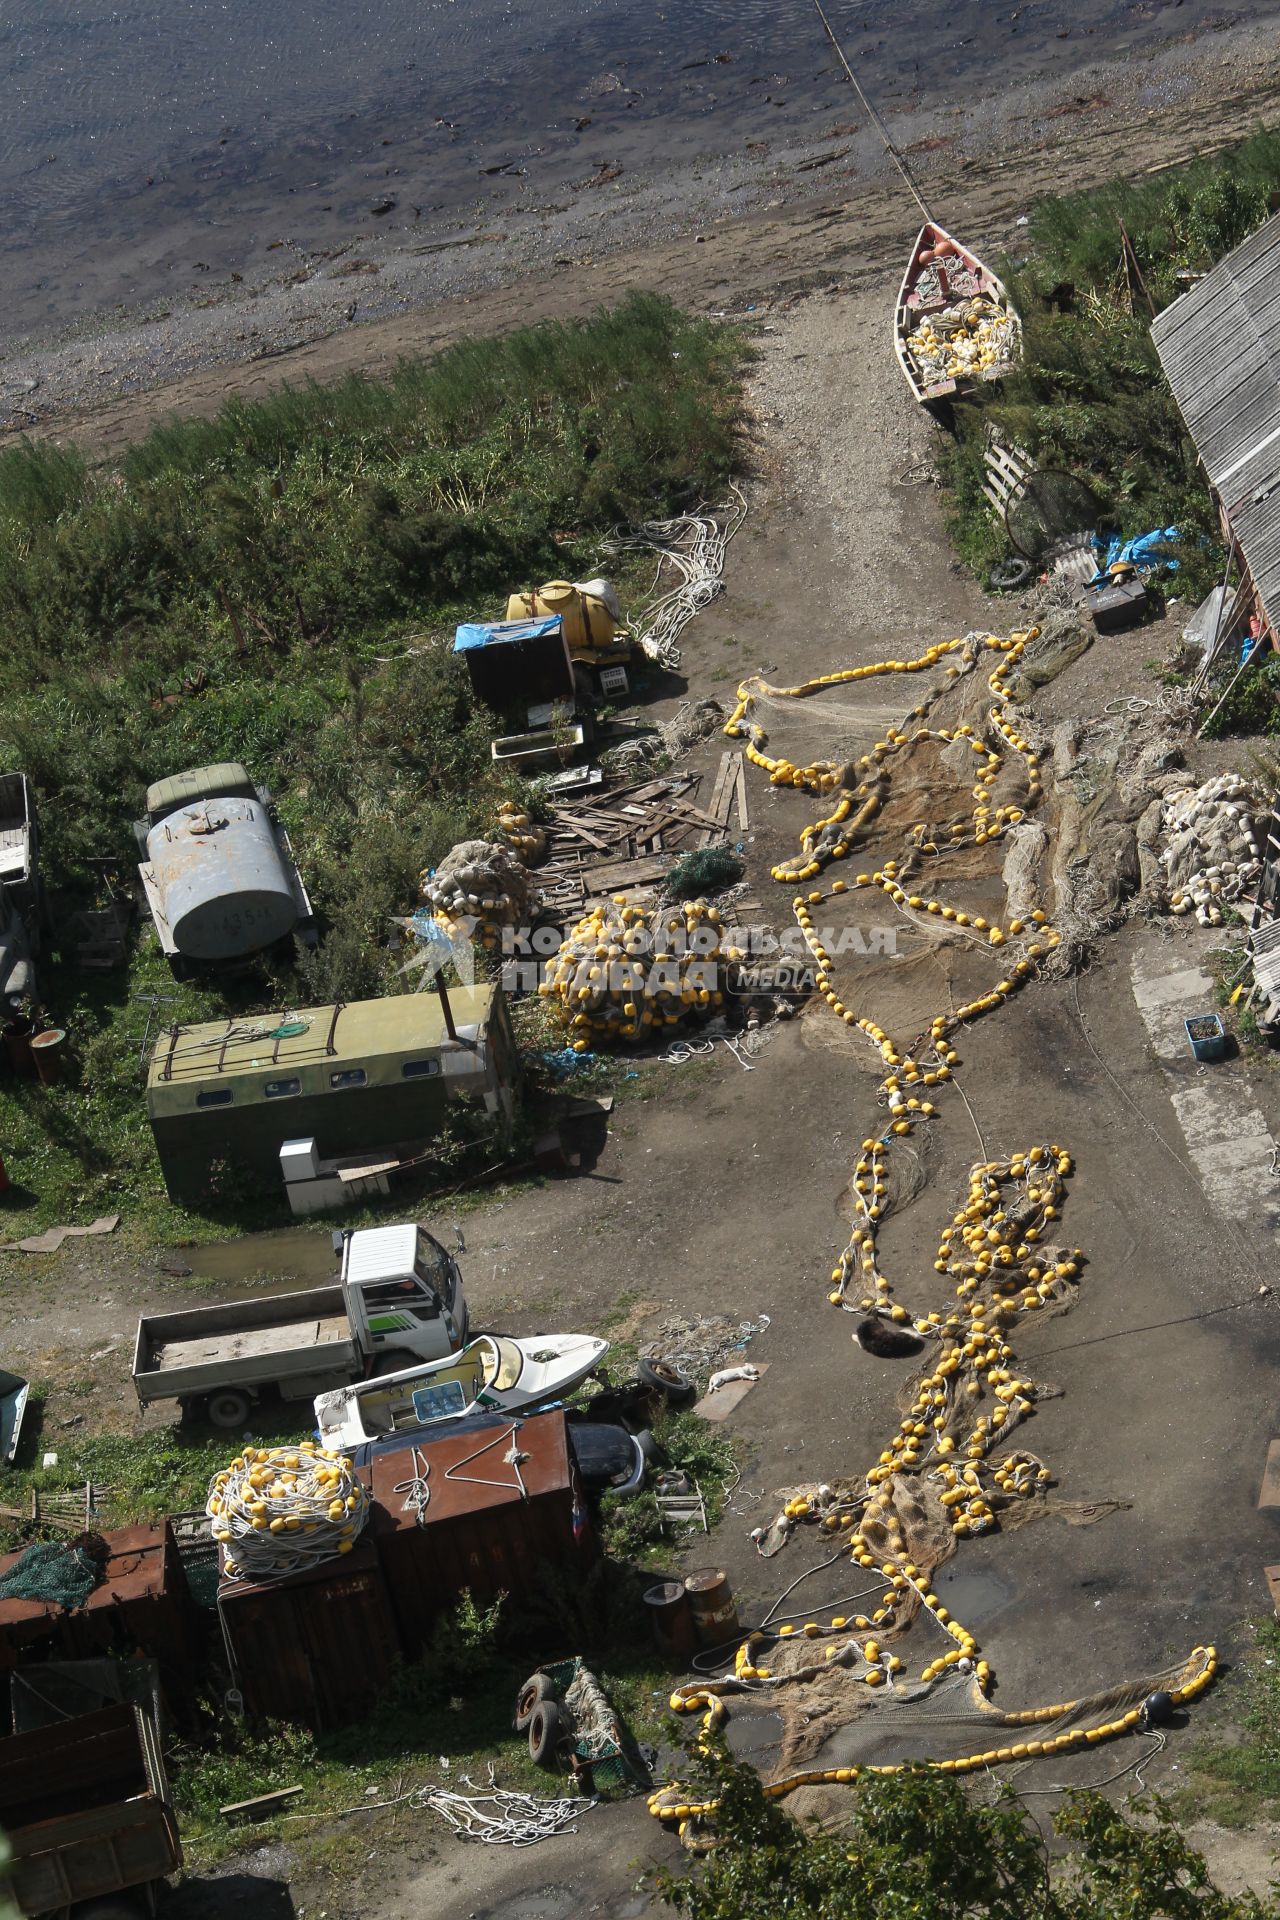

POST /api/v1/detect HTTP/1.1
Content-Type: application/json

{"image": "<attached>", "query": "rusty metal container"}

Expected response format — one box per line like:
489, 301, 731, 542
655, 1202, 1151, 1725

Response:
643, 1579, 696, 1660
217, 1539, 399, 1730
367, 1409, 594, 1656
0, 1702, 180, 1915
0, 1524, 198, 1701
684, 1568, 739, 1649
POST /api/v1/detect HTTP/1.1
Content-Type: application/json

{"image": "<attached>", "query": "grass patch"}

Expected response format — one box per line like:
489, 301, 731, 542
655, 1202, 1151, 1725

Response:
171, 1587, 675, 1872
1178, 1618, 1280, 1827
942, 127, 1280, 601
0, 295, 748, 1241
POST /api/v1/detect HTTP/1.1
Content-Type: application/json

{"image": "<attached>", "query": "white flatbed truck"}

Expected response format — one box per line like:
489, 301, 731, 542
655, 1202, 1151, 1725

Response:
131, 1222, 469, 1428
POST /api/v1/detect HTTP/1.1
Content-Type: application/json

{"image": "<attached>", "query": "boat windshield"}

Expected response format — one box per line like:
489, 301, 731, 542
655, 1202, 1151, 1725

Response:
481, 1338, 525, 1392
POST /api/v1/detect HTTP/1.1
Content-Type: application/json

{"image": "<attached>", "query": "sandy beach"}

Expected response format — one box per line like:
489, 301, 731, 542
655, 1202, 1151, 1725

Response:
4, 9, 1280, 451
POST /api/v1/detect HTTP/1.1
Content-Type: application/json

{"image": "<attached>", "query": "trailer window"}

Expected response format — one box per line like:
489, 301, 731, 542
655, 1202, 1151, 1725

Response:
330, 1068, 367, 1089
195, 1088, 234, 1107
264, 1077, 301, 1099
401, 1058, 441, 1079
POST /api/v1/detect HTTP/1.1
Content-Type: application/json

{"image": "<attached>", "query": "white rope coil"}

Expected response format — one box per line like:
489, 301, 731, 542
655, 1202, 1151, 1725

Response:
599, 485, 747, 671
207, 1442, 369, 1584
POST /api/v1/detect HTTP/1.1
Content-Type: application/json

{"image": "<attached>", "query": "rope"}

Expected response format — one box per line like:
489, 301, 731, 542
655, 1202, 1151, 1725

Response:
282, 1767, 594, 1846
598, 485, 747, 671
810, 0, 932, 223
393, 1448, 432, 1523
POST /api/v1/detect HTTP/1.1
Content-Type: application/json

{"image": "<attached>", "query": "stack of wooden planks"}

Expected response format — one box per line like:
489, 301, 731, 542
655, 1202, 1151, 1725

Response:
536, 754, 748, 911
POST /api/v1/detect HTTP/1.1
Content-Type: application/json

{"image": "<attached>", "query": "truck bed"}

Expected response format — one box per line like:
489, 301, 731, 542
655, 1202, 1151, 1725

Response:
134, 1283, 359, 1402
150, 1310, 351, 1373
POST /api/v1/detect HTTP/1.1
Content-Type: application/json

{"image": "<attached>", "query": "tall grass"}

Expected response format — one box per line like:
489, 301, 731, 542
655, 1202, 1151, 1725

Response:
0, 295, 748, 1234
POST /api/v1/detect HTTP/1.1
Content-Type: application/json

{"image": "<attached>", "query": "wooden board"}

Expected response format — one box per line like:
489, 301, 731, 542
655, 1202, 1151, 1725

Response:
1265, 1564, 1280, 1617
694, 1361, 769, 1423
1259, 1439, 1280, 1509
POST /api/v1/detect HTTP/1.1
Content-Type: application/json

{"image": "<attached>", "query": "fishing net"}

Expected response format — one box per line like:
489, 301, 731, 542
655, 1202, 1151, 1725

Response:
646, 631, 1219, 1838
0, 1539, 101, 1609
665, 848, 744, 901
207, 1442, 370, 1585
1005, 471, 1104, 561
542, 1656, 648, 1792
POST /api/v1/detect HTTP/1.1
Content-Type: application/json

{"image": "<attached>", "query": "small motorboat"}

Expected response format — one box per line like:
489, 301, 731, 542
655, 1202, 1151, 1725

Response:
895, 222, 1022, 408
314, 1332, 609, 1448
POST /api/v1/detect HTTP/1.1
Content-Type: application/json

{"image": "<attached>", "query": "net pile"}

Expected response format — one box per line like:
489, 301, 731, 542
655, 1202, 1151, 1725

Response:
0, 1540, 99, 1609
420, 839, 538, 949
907, 299, 1017, 385
1160, 772, 1261, 925
207, 1442, 369, 1584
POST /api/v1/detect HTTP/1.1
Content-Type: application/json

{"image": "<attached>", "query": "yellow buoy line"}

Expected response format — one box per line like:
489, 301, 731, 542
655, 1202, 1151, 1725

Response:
648, 1645, 1217, 1829
647, 631, 1217, 1834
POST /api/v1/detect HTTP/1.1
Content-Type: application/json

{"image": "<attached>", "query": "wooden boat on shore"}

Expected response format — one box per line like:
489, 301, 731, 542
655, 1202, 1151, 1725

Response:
895, 222, 1021, 408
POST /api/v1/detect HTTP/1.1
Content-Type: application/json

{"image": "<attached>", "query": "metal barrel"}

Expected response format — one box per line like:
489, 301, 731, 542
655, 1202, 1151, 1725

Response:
644, 1579, 696, 1659
683, 1568, 739, 1648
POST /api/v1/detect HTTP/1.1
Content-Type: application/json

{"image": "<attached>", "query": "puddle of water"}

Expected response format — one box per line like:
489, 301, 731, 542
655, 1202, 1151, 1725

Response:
173, 1225, 339, 1294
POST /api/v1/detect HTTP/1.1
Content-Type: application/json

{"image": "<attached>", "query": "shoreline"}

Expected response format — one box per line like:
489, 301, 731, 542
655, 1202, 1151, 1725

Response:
6, 21, 1280, 455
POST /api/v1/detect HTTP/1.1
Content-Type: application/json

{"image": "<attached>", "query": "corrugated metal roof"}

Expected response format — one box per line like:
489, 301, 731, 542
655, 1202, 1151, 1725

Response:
1151, 214, 1280, 632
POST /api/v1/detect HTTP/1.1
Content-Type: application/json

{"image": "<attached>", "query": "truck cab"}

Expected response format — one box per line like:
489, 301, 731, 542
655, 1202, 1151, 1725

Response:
339, 1223, 469, 1371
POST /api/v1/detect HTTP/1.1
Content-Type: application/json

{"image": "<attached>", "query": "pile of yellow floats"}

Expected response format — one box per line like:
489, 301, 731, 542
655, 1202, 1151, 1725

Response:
495, 798, 547, 864
647, 629, 1217, 1838
539, 897, 738, 1048
206, 1441, 369, 1584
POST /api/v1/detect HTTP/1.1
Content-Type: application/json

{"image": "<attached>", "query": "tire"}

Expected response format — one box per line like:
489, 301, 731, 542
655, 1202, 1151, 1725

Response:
528, 1697, 563, 1767
513, 1671, 555, 1733
206, 1388, 252, 1431
989, 558, 1033, 592
637, 1357, 696, 1405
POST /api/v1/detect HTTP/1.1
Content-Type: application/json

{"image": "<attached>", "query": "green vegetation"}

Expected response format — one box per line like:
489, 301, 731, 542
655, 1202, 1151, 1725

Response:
943, 128, 1280, 595
0, 295, 747, 1239
172, 1587, 672, 1870
1182, 1617, 1280, 1827
654, 1744, 1280, 1917
600, 1410, 742, 1564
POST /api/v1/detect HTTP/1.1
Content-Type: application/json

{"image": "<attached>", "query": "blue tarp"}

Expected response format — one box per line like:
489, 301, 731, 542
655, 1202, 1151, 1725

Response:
454, 616, 563, 653
1090, 526, 1181, 584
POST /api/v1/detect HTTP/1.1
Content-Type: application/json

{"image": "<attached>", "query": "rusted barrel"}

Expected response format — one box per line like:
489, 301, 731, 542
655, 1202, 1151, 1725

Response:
684, 1568, 739, 1648
644, 1579, 696, 1659
31, 1029, 66, 1086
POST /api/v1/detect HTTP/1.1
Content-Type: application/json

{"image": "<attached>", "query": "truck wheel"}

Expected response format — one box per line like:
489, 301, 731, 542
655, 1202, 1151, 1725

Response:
528, 1698, 563, 1767
206, 1389, 252, 1431
514, 1671, 555, 1732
